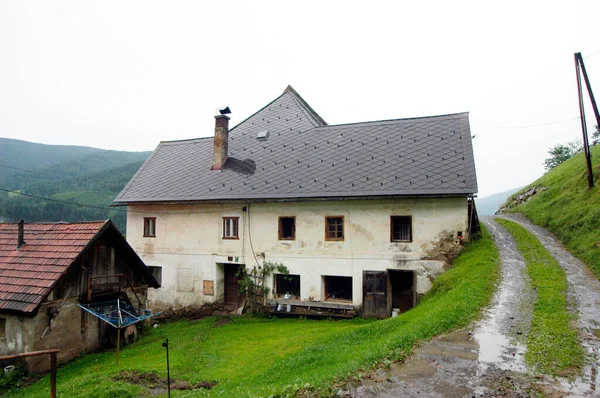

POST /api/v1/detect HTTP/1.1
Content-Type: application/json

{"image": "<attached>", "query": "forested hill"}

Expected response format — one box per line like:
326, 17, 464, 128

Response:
0, 137, 151, 232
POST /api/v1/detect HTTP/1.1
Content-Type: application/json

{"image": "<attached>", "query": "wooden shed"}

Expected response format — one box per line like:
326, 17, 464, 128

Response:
0, 220, 159, 372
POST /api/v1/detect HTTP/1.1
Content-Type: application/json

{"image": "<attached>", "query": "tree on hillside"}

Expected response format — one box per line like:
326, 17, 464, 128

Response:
544, 140, 583, 171
592, 125, 599, 146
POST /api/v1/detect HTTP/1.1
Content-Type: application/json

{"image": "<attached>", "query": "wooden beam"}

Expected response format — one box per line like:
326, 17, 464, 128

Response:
0, 349, 60, 361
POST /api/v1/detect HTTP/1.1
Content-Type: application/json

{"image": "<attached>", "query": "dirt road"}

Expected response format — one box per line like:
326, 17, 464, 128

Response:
500, 214, 600, 396
350, 216, 600, 397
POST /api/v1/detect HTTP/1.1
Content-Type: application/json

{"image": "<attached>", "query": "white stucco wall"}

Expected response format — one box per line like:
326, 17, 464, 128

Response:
126, 197, 469, 309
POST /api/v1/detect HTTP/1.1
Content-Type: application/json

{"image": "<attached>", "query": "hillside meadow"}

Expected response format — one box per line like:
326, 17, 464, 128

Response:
503, 145, 600, 278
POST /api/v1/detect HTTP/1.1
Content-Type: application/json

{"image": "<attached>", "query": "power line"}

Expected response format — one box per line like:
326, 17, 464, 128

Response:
0, 163, 72, 179
584, 50, 600, 59
482, 116, 580, 130
0, 187, 242, 216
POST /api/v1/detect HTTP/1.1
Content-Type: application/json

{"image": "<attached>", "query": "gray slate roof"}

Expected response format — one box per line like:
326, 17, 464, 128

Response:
114, 86, 477, 204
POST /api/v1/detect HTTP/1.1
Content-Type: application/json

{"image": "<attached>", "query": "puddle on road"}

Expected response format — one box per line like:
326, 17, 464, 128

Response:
473, 219, 530, 374
473, 328, 527, 372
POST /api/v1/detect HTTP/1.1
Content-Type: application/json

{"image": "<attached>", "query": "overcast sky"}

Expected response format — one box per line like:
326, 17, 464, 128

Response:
1, 1, 599, 197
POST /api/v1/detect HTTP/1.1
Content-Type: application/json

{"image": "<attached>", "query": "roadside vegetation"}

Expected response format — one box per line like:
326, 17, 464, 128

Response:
503, 144, 600, 279
13, 226, 499, 398
496, 219, 584, 376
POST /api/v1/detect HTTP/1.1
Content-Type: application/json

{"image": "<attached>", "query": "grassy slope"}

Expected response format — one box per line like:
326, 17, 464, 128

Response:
14, 226, 499, 398
504, 145, 600, 278
496, 219, 583, 376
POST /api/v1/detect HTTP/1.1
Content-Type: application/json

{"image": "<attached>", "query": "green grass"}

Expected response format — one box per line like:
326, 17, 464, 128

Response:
12, 226, 499, 398
504, 145, 600, 278
496, 218, 584, 376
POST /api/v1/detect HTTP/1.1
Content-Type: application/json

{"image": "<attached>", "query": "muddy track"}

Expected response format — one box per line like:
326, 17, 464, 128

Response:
473, 219, 533, 373
498, 214, 600, 396
350, 216, 600, 397
351, 218, 536, 397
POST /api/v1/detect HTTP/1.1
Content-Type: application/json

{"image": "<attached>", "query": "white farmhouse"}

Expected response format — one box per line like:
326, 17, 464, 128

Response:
114, 86, 478, 317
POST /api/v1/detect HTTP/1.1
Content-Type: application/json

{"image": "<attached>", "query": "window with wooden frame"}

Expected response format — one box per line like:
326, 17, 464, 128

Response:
222, 217, 239, 239
0, 318, 5, 340
325, 216, 344, 241
278, 217, 296, 240
143, 217, 156, 237
391, 216, 412, 242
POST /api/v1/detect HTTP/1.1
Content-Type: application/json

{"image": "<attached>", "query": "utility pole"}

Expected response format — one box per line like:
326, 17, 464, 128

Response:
574, 52, 598, 189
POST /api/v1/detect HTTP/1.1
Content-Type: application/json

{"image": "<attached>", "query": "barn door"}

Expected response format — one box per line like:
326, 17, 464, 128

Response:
363, 271, 390, 318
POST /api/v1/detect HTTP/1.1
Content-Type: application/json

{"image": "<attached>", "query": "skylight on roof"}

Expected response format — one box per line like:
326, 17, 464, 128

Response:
257, 130, 270, 141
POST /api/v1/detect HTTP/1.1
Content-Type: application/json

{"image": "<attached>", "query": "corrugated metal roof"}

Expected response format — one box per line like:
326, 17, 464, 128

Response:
0, 221, 105, 314
114, 86, 477, 204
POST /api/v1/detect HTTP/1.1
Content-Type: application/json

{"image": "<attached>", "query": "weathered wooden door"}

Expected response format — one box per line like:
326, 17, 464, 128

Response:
224, 264, 242, 306
363, 271, 390, 318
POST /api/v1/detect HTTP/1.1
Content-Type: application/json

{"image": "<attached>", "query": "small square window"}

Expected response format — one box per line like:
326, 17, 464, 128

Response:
143, 217, 156, 237
223, 217, 239, 239
391, 216, 412, 242
278, 217, 296, 240
325, 216, 344, 241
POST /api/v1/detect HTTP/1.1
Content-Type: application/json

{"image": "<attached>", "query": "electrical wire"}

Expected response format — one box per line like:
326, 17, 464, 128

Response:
0, 163, 71, 179
481, 116, 580, 129
246, 203, 262, 268
584, 50, 600, 59
0, 187, 242, 216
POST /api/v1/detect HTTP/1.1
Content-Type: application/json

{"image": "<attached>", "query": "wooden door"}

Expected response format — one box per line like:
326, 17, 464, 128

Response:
363, 271, 390, 318
224, 264, 242, 306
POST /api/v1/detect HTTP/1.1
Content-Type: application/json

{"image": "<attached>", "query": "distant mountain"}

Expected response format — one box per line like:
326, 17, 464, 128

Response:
0, 137, 151, 232
476, 187, 524, 216
0, 137, 150, 189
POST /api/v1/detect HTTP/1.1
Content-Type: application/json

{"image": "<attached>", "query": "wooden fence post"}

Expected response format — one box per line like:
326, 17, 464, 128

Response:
50, 352, 57, 398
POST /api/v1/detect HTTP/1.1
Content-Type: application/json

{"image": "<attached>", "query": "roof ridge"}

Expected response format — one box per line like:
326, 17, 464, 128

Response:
228, 89, 288, 133
315, 112, 469, 129
0, 220, 107, 225
283, 85, 327, 126
159, 137, 213, 145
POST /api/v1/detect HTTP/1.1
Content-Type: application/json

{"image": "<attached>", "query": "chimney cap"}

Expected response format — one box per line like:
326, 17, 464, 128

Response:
216, 106, 231, 115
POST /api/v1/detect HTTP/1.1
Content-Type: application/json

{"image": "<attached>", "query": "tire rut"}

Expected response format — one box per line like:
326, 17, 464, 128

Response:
349, 218, 536, 397
497, 214, 600, 396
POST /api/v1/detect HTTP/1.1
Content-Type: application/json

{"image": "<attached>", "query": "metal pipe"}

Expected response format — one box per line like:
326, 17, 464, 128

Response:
162, 338, 171, 398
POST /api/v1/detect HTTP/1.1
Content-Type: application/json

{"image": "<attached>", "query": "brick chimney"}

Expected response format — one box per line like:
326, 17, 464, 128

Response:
211, 114, 230, 170
17, 220, 25, 249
